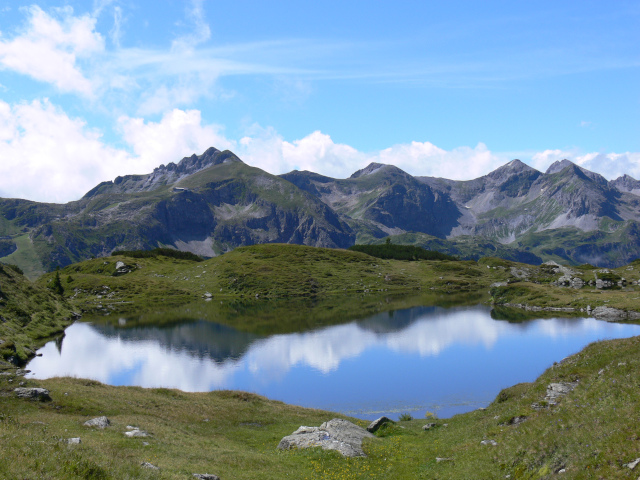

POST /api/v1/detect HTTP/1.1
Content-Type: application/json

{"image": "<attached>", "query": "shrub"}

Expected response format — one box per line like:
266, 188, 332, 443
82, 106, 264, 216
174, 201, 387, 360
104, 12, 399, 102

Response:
348, 244, 456, 261
112, 247, 203, 262
399, 413, 413, 421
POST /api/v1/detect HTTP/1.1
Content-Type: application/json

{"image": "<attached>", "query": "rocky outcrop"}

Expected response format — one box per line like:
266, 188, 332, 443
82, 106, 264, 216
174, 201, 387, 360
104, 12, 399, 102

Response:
367, 416, 392, 433
84, 416, 110, 429
592, 306, 640, 322
14, 387, 51, 401
277, 418, 376, 457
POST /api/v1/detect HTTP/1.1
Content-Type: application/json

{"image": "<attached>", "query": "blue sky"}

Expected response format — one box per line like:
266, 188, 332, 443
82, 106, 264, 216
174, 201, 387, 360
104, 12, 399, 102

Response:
0, 0, 638, 202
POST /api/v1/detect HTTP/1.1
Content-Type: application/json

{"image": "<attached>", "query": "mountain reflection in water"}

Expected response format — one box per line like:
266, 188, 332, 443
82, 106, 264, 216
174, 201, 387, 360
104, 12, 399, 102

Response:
27, 304, 640, 419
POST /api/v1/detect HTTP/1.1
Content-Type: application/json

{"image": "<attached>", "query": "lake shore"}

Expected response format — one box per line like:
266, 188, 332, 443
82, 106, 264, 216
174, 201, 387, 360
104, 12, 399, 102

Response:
4, 244, 640, 477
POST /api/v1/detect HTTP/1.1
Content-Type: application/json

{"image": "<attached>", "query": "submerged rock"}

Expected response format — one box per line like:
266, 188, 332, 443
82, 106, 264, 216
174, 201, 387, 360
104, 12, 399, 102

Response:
278, 418, 376, 457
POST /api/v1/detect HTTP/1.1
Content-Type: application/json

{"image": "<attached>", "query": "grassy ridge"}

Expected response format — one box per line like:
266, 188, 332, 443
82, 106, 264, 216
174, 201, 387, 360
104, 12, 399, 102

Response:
40, 244, 496, 317
0, 262, 75, 365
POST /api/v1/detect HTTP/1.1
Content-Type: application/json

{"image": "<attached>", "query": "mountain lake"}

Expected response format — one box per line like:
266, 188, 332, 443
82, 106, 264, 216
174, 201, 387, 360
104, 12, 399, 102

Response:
26, 301, 640, 420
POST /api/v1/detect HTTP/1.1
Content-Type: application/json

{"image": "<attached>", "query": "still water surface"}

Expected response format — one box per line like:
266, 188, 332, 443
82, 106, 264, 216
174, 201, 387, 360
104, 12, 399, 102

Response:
27, 304, 640, 419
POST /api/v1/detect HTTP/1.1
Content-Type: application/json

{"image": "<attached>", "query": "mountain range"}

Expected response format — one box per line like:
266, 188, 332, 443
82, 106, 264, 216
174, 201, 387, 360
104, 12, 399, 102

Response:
2, 147, 640, 277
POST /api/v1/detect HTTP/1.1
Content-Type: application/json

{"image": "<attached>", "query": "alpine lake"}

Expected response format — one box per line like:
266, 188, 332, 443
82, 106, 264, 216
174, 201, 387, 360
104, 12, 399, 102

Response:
26, 293, 640, 421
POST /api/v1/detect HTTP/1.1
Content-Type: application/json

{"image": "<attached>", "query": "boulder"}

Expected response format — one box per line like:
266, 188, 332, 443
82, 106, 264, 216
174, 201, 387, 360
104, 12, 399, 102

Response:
422, 423, 437, 430
14, 387, 51, 401
64, 438, 81, 445
367, 416, 392, 433
125, 428, 150, 437
193, 475, 221, 480
84, 416, 110, 429
141, 462, 159, 470
545, 382, 578, 405
624, 458, 640, 470
278, 418, 376, 457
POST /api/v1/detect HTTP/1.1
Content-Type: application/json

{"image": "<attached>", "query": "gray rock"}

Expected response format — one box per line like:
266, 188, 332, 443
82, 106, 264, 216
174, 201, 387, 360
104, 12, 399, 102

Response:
480, 439, 497, 446
624, 458, 640, 470
277, 418, 376, 457
84, 416, 110, 429
508, 415, 527, 425
545, 382, 578, 405
436, 457, 453, 463
422, 423, 437, 430
367, 416, 392, 433
193, 475, 220, 480
14, 387, 51, 401
64, 438, 81, 445
125, 428, 150, 437
141, 462, 159, 470
592, 306, 640, 322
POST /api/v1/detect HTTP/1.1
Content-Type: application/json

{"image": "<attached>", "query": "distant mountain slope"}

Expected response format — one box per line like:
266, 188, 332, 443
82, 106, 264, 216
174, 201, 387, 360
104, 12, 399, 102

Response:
0, 149, 354, 275
281, 162, 461, 239
3, 147, 640, 275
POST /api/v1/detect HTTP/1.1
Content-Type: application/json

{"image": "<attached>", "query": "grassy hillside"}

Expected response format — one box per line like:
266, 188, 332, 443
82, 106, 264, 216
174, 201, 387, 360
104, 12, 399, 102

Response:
38, 243, 640, 322
39, 244, 499, 317
0, 262, 75, 365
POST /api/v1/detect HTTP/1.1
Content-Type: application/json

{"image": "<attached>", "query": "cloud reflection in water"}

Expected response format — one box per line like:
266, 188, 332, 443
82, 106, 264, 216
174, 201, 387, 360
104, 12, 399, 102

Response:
27, 305, 640, 418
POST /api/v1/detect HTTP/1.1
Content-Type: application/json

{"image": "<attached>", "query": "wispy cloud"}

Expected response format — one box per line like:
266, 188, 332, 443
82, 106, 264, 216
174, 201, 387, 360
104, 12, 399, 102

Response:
0, 6, 103, 96
171, 0, 211, 51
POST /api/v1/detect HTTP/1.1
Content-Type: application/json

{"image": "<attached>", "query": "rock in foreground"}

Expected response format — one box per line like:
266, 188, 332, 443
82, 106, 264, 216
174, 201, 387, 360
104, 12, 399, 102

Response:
277, 418, 376, 457
14, 387, 51, 401
83, 416, 110, 429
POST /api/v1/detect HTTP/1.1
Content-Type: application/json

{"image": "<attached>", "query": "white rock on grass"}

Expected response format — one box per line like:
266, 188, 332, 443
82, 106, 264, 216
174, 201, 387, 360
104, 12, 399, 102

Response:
14, 387, 51, 401
624, 458, 640, 470
278, 418, 375, 457
193, 474, 221, 480
83, 416, 110, 429
480, 439, 497, 446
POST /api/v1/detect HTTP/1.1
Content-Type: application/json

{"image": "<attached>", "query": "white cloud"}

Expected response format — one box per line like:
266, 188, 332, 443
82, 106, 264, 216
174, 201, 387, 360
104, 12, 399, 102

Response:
110, 6, 123, 48
0, 99, 131, 203
171, 0, 211, 52
0, 6, 103, 96
2, 99, 640, 204
237, 128, 510, 180
0, 101, 235, 203
574, 152, 640, 180
118, 108, 234, 170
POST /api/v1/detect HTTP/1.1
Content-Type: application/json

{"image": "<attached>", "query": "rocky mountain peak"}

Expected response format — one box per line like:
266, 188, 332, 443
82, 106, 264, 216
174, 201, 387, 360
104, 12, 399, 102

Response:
350, 163, 387, 179
349, 163, 412, 180
611, 174, 640, 195
486, 159, 539, 181
544, 159, 608, 186
545, 159, 575, 175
